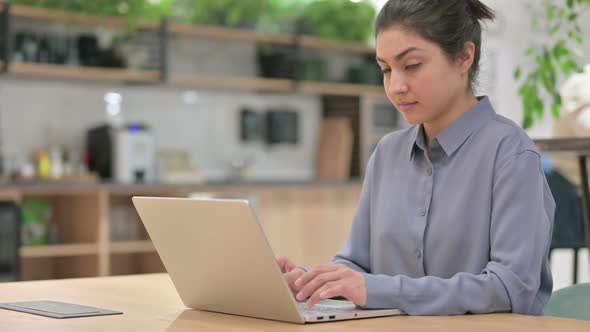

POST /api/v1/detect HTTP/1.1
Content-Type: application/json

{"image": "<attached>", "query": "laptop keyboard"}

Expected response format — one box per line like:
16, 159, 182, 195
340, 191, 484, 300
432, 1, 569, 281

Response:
296, 300, 359, 315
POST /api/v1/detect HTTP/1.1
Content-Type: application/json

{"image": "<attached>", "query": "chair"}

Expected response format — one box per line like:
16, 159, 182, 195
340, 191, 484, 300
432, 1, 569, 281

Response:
542, 158, 587, 284
544, 283, 590, 320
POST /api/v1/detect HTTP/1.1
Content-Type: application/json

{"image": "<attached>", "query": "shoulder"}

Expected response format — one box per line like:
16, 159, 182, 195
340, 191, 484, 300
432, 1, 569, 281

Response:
365, 126, 415, 174
376, 126, 416, 155
482, 113, 540, 170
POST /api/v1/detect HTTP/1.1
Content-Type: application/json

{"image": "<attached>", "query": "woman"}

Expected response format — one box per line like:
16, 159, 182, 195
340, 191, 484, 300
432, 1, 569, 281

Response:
277, 0, 555, 316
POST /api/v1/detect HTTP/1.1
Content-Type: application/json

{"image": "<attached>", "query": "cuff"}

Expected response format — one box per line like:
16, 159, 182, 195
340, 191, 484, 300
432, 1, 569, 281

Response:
362, 273, 402, 309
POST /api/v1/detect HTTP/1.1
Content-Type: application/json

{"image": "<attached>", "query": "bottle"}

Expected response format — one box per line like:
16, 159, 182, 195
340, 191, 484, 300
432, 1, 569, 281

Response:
37, 150, 51, 180
50, 146, 63, 179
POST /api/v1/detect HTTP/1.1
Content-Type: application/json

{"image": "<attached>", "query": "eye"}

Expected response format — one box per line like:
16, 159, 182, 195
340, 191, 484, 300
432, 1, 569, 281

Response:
381, 68, 391, 74
405, 63, 421, 71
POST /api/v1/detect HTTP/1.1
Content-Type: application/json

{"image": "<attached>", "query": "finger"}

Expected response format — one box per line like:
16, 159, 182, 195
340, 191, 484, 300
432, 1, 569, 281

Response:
307, 283, 345, 308
315, 284, 345, 302
295, 270, 342, 301
294, 264, 338, 288
276, 256, 295, 273
275, 256, 285, 270
284, 269, 304, 292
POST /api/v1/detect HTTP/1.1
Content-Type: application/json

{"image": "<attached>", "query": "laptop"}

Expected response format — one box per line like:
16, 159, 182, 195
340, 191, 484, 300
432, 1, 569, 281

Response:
132, 196, 403, 324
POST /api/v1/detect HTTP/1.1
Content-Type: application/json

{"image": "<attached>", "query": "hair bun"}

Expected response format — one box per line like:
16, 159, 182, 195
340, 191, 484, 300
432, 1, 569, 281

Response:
466, 0, 495, 21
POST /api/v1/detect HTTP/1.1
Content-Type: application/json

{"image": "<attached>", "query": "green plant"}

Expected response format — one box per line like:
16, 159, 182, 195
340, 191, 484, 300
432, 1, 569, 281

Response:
174, 0, 284, 29
514, 0, 589, 129
303, 0, 376, 43
10, 0, 173, 27
258, 0, 308, 34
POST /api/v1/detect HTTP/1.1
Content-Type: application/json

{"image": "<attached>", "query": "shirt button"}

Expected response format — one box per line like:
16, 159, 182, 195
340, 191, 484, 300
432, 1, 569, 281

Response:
418, 208, 426, 216
426, 167, 433, 175
417, 250, 422, 259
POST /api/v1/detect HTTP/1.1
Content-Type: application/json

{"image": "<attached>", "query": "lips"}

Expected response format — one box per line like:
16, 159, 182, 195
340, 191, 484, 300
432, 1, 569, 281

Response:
397, 101, 418, 112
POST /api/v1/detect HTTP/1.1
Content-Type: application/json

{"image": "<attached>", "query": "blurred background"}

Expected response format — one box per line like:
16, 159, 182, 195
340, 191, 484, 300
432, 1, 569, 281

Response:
0, 0, 588, 297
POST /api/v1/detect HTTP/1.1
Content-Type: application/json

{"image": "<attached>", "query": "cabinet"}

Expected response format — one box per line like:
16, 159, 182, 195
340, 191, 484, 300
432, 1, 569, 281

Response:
0, 183, 361, 281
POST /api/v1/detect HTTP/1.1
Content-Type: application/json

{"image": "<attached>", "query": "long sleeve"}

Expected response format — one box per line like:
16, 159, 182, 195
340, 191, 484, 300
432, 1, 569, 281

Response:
331, 152, 376, 273
361, 150, 555, 315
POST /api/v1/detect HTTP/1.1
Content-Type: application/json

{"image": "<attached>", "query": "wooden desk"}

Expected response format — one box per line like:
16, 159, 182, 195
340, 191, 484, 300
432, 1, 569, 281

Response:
0, 274, 588, 331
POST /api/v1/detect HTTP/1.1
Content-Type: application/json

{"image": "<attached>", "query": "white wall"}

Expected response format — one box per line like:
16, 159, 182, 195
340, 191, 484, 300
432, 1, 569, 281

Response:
0, 78, 322, 181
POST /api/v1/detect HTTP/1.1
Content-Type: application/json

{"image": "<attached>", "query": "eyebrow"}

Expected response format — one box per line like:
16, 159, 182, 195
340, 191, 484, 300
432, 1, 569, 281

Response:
376, 47, 424, 63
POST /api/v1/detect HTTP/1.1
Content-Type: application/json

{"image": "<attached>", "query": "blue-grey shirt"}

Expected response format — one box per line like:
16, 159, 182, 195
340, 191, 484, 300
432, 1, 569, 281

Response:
333, 96, 555, 315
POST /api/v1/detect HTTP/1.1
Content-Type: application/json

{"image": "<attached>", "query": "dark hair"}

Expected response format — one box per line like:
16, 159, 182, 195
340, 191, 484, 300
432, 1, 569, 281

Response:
375, 0, 495, 91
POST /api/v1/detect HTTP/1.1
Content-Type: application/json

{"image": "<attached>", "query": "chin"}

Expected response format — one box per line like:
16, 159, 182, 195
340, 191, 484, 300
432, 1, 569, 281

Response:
400, 114, 424, 126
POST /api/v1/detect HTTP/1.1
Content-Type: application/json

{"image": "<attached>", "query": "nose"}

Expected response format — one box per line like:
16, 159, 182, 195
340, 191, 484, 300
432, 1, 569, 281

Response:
386, 74, 408, 96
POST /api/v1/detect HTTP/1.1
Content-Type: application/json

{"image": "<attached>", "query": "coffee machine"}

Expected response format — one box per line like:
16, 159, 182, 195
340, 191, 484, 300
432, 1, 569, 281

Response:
87, 123, 156, 183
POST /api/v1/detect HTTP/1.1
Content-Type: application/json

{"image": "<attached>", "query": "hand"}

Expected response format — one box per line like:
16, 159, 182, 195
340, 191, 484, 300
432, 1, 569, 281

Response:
276, 255, 306, 295
294, 264, 367, 308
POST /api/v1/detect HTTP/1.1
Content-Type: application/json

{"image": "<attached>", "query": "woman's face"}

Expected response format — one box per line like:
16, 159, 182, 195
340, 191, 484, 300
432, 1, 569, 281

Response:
376, 27, 472, 126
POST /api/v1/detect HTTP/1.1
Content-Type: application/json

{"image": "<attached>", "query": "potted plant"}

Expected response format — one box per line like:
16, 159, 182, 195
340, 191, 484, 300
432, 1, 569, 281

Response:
514, 0, 589, 129
302, 0, 376, 43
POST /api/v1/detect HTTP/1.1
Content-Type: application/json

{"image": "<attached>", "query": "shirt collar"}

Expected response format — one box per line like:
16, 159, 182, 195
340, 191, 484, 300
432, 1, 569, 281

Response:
407, 96, 495, 160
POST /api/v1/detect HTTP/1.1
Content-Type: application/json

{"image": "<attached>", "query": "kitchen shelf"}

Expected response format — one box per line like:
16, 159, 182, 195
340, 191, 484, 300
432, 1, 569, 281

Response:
5, 64, 383, 96
169, 73, 295, 93
20, 243, 99, 258
9, 62, 161, 83
299, 81, 385, 98
299, 35, 375, 55
169, 22, 294, 45
110, 241, 156, 254
5, 4, 377, 54
1, 5, 379, 92
9, 4, 159, 30
168, 22, 375, 54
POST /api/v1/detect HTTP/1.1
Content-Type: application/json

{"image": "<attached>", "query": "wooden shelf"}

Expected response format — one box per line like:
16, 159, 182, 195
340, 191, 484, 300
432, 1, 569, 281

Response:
6, 5, 374, 54
299, 81, 385, 98
3, 184, 362, 280
9, 62, 161, 83
169, 22, 294, 45
20, 243, 99, 258
110, 241, 156, 254
169, 22, 375, 54
300, 35, 375, 55
170, 74, 295, 93
10, 4, 159, 30
1, 6, 379, 95
0, 189, 21, 203
170, 74, 383, 96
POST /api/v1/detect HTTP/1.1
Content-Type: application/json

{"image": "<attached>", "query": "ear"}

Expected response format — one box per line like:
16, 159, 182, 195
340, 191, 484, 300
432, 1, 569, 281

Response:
457, 41, 476, 75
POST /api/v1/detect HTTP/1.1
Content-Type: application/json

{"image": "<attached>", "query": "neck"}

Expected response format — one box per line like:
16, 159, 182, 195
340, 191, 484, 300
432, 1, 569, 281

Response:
423, 93, 478, 146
